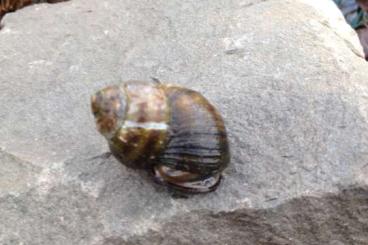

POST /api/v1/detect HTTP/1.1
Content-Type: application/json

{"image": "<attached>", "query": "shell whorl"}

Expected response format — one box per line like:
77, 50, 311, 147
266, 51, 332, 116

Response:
156, 85, 229, 175
108, 81, 170, 169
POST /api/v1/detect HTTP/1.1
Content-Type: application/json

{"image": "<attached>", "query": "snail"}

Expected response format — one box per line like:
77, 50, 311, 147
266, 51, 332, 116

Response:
91, 79, 230, 194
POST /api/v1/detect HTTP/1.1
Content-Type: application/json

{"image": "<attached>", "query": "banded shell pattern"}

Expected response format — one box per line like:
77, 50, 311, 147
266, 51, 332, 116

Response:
91, 80, 230, 194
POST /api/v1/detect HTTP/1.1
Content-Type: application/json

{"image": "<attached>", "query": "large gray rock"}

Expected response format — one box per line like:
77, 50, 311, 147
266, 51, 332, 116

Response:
0, 0, 368, 244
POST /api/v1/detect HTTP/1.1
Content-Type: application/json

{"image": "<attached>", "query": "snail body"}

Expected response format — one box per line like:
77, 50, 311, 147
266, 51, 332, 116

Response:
91, 80, 230, 193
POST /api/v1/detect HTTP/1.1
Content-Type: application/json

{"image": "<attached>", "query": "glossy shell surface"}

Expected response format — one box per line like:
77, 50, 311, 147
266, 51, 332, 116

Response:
91, 80, 230, 194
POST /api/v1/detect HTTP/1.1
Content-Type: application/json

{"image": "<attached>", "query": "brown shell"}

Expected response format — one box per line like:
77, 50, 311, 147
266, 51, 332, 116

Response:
108, 80, 170, 169
91, 80, 230, 194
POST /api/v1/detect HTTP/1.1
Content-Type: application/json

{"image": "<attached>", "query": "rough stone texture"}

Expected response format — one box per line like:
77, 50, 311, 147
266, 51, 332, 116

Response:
0, 0, 368, 244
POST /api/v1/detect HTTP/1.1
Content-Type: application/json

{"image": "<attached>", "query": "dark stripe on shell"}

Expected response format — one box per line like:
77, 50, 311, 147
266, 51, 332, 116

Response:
157, 85, 229, 175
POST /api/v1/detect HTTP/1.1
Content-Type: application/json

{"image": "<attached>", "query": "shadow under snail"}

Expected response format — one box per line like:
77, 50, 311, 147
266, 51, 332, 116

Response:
91, 79, 230, 194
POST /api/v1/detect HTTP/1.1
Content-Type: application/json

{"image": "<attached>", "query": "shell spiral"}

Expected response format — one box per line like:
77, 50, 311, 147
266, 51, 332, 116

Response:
91, 80, 230, 193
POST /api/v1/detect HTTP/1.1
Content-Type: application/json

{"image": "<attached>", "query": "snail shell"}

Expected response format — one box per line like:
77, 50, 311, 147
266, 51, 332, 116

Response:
91, 80, 230, 193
